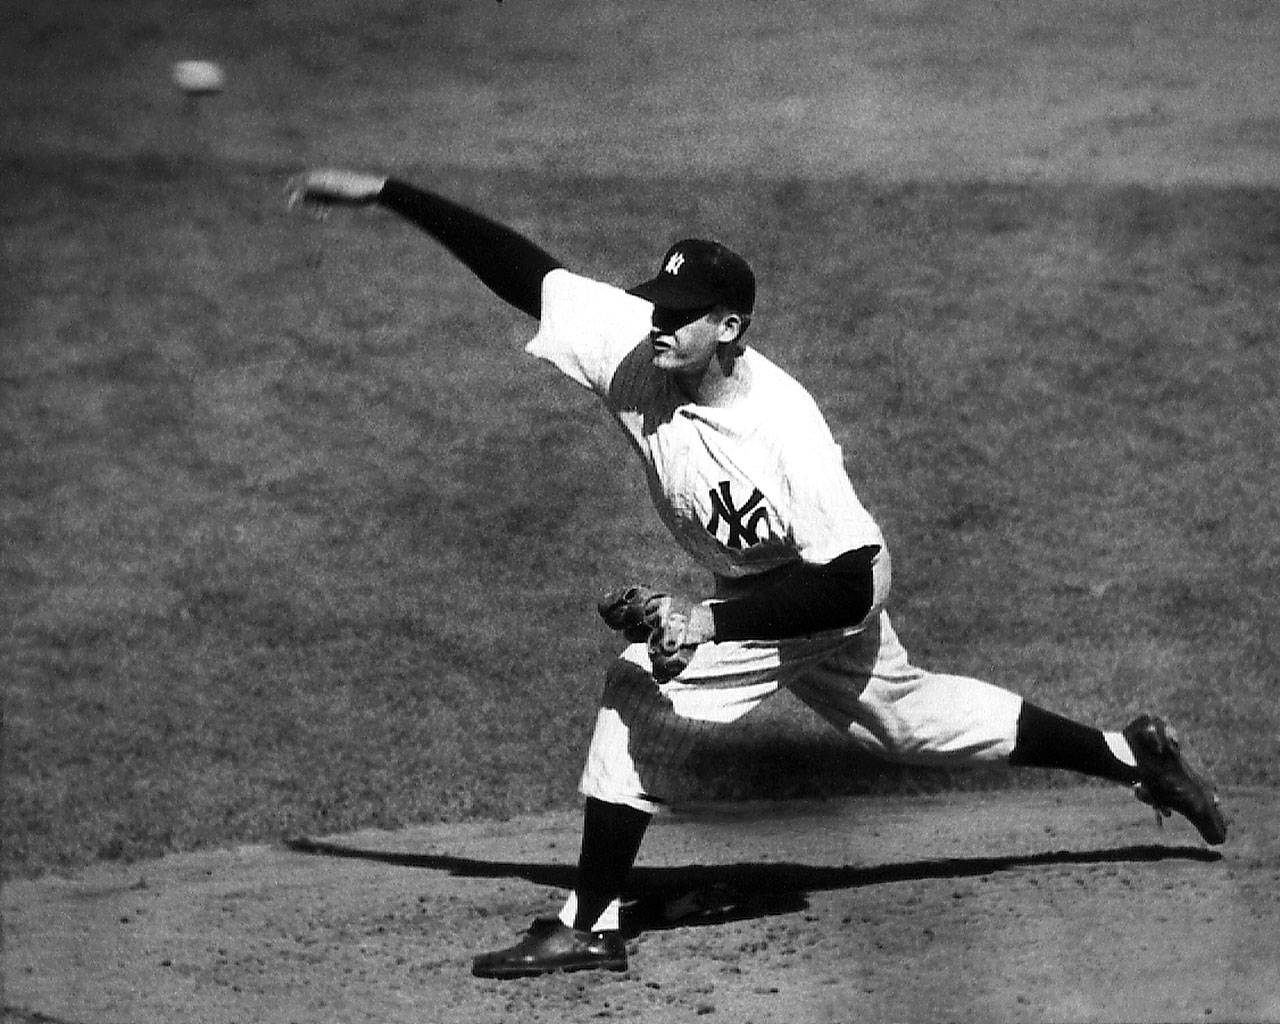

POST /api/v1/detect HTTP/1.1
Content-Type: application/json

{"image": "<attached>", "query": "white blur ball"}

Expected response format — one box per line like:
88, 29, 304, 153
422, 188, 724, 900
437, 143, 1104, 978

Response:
172, 60, 225, 95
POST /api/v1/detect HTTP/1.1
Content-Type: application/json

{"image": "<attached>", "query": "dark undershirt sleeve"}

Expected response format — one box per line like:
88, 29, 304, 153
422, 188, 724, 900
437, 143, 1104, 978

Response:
709, 545, 880, 641
377, 179, 564, 319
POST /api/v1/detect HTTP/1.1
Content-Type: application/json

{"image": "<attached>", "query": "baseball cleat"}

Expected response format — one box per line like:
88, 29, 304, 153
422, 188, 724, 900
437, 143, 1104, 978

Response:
1123, 714, 1227, 845
471, 917, 628, 979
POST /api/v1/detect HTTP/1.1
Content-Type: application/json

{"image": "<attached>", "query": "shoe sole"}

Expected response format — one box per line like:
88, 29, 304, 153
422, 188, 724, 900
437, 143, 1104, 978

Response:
473, 958, 628, 979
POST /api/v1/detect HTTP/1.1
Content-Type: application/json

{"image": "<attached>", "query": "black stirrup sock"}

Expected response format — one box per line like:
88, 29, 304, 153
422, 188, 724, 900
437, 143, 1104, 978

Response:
571, 797, 652, 932
1009, 701, 1139, 785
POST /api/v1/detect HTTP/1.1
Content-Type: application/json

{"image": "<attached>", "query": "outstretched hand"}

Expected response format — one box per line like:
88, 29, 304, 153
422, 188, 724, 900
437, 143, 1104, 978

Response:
286, 169, 388, 212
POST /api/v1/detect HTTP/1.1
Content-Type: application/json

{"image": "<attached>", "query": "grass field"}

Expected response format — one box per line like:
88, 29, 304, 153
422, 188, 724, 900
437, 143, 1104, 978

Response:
4, 0, 1279, 880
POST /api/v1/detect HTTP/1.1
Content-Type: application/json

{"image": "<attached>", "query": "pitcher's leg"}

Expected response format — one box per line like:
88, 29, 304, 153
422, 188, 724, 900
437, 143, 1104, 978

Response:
555, 643, 784, 949
579, 646, 783, 813
790, 612, 1225, 844
790, 613, 1023, 763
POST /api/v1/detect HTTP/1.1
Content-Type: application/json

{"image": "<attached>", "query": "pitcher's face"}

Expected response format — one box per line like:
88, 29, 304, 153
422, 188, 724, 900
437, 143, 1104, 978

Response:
648, 307, 742, 376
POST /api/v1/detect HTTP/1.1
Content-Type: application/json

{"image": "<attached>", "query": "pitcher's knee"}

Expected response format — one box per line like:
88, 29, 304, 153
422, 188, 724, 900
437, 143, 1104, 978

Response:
601, 654, 662, 715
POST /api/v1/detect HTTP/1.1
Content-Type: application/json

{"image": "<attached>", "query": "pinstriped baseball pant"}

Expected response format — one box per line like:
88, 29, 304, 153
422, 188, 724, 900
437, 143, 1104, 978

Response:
579, 610, 1025, 815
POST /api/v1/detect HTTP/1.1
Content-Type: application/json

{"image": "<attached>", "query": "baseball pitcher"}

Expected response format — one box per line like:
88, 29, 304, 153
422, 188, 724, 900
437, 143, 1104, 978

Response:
287, 169, 1226, 979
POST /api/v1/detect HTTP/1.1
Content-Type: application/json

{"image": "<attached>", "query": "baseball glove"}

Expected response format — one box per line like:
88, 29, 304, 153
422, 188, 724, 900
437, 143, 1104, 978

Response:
597, 586, 704, 682
597, 585, 662, 642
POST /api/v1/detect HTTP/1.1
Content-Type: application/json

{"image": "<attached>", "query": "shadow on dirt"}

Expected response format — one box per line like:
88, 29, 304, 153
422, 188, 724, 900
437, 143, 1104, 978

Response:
283, 836, 1220, 936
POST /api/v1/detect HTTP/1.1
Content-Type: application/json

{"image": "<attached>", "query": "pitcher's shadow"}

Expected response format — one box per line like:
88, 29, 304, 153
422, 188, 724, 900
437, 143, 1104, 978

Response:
284, 835, 1220, 937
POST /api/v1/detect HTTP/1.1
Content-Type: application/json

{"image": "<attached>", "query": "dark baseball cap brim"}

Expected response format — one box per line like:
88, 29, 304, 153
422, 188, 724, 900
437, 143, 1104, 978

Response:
627, 275, 722, 310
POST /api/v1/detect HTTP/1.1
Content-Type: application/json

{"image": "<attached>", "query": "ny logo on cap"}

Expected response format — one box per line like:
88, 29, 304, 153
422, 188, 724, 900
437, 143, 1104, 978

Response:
664, 251, 686, 276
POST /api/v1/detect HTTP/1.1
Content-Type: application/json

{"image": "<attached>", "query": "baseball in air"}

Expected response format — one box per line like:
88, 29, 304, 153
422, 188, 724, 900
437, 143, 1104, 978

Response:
172, 60, 225, 95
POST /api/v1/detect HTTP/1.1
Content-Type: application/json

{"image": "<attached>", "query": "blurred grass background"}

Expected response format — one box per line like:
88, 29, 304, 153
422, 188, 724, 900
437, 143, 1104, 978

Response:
3, 0, 1279, 878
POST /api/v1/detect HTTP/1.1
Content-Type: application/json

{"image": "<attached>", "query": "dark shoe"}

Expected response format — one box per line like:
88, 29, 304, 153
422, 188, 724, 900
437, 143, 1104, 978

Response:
471, 917, 627, 979
1124, 714, 1227, 845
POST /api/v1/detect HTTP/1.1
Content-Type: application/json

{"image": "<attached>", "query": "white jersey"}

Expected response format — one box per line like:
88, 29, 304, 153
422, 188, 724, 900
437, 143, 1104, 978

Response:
528, 273, 1028, 831
526, 269, 884, 580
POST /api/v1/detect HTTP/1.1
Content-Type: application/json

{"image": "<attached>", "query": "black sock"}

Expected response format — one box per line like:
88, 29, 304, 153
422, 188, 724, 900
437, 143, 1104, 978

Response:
571, 797, 652, 932
1008, 702, 1139, 785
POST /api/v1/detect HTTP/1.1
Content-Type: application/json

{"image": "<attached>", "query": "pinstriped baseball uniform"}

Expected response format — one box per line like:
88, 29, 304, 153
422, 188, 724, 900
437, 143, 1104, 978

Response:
528, 269, 1024, 814
293, 173, 1225, 979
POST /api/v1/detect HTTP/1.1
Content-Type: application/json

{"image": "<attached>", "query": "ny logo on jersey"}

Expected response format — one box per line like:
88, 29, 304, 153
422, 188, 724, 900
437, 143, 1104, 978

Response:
664, 251, 686, 276
705, 481, 771, 550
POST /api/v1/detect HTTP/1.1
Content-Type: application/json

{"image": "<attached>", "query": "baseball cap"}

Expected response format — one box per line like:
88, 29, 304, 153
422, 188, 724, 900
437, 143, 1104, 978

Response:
628, 239, 756, 314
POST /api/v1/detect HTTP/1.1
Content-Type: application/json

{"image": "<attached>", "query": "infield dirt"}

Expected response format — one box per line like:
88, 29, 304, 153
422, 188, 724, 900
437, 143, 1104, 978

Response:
7, 788, 1280, 1024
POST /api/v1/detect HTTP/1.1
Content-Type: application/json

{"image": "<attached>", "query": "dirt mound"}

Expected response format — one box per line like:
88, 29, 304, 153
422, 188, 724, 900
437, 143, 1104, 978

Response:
7, 787, 1278, 1023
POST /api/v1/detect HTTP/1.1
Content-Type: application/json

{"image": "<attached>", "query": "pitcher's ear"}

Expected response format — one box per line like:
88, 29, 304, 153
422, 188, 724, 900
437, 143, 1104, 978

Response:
716, 312, 750, 349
